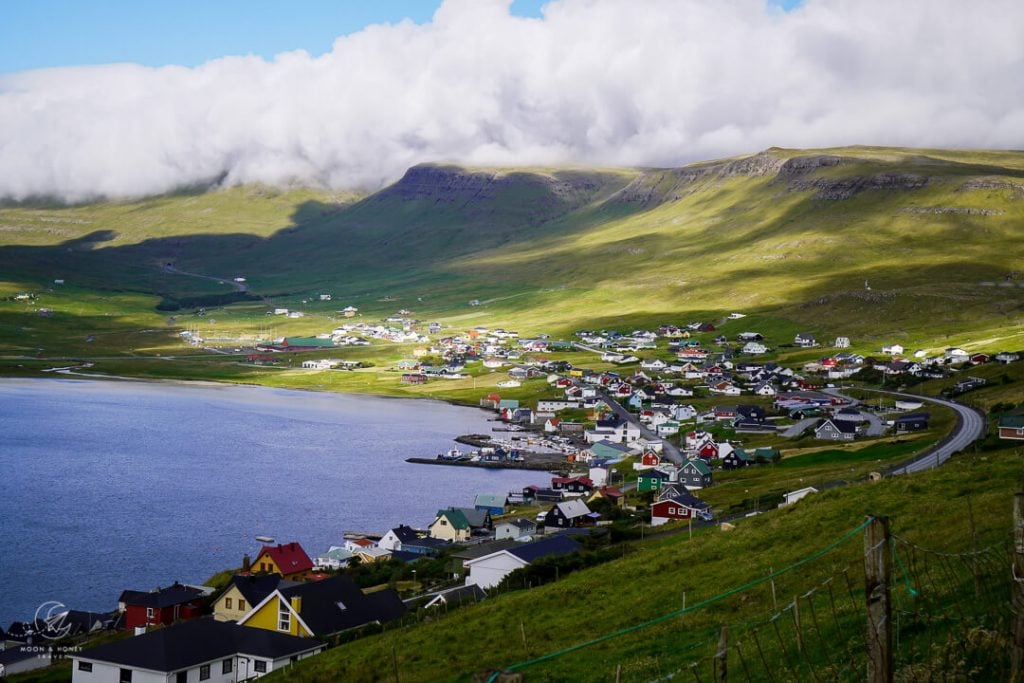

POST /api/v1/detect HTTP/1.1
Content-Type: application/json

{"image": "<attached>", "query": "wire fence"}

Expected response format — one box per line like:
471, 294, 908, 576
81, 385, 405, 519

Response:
477, 513, 1018, 683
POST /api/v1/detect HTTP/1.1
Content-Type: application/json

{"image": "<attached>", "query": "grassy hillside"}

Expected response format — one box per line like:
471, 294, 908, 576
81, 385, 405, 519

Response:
1, 146, 1022, 375
261, 448, 1024, 682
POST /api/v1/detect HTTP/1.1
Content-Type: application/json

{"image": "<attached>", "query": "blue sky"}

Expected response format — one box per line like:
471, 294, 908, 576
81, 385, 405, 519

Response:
0, 0, 799, 74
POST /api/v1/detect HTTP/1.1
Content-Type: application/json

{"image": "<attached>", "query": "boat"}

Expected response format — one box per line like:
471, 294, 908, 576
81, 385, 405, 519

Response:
255, 535, 275, 544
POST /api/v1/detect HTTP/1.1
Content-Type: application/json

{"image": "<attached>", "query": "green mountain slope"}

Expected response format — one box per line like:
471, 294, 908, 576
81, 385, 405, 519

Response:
1, 146, 1023, 354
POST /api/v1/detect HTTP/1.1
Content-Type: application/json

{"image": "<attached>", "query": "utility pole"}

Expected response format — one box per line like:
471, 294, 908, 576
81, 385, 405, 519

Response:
1011, 493, 1024, 681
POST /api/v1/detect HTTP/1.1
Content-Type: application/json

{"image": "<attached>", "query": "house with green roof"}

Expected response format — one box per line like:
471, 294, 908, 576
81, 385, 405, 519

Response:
999, 413, 1024, 441
474, 494, 508, 515
282, 336, 335, 349
428, 509, 471, 542
679, 458, 713, 490
721, 448, 756, 470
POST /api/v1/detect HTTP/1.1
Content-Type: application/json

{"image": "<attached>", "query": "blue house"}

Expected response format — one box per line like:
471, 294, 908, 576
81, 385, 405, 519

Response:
474, 494, 508, 515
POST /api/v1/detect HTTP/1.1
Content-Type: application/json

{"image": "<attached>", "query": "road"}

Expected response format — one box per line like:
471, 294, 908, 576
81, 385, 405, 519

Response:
821, 388, 886, 436
824, 387, 986, 475
162, 264, 248, 292
599, 391, 684, 465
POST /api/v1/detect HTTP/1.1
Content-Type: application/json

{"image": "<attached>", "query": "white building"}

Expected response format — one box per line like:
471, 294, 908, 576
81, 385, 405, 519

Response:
464, 537, 581, 590
71, 619, 323, 683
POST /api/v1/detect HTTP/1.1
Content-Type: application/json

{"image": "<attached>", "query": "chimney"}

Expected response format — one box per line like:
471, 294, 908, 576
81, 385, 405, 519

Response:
242, 554, 251, 573
290, 596, 302, 613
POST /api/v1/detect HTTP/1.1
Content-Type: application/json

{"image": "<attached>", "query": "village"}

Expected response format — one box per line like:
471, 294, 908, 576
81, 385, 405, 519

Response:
3, 306, 1022, 682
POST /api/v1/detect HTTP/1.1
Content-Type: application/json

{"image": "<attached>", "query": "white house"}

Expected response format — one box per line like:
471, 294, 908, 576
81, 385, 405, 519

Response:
464, 536, 581, 590
70, 619, 323, 683
741, 342, 768, 355
780, 486, 819, 507
494, 518, 537, 541
882, 344, 904, 356
945, 347, 970, 364
834, 337, 851, 349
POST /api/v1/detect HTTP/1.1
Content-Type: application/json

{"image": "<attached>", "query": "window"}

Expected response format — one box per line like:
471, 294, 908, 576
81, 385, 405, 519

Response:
119, 669, 133, 683
199, 663, 210, 680
222, 658, 233, 674
225, 597, 233, 609
145, 607, 154, 620
278, 602, 291, 632
176, 672, 187, 683
238, 599, 246, 611
78, 662, 93, 672
254, 660, 268, 673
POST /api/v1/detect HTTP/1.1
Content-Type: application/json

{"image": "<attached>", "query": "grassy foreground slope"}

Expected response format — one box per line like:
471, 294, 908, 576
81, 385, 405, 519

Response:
1, 146, 1022, 364
265, 449, 1023, 682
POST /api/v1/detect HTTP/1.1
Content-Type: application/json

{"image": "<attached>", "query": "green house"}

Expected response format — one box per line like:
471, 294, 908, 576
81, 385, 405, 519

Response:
637, 469, 670, 492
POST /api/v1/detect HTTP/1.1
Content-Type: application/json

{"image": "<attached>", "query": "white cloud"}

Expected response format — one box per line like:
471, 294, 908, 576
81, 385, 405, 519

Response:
1, 0, 1022, 201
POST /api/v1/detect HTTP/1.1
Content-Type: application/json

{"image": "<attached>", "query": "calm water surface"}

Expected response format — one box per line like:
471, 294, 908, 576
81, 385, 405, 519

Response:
0, 378, 549, 625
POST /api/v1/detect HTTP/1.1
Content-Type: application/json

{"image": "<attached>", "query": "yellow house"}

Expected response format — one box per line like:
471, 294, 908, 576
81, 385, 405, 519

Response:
251, 542, 314, 580
242, 592, 311, 637
238, 575, 406, 638
428, 509, 471, 542
212, 574, 295, 622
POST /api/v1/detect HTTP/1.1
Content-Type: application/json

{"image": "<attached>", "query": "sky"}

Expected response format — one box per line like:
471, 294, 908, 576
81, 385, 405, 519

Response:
0, 0, 1020, 202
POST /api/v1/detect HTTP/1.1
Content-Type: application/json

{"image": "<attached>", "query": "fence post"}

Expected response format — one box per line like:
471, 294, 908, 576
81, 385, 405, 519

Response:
714, 625, 729, 682
864, 516, 892, 683
1011, 493, 1024, 682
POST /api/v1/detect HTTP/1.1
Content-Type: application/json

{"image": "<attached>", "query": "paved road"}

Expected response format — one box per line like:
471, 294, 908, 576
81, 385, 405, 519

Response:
163, 265, 248, 292
780, 417, 817, 438
826, 387, 986, 475
821, 388, 886, 436
599, 391, 684, 465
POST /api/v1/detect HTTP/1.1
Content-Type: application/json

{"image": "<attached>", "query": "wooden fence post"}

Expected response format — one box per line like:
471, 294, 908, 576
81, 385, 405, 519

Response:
1011, 493, 1024, 682
864, 516, 892, 683
714, 625, 729, 682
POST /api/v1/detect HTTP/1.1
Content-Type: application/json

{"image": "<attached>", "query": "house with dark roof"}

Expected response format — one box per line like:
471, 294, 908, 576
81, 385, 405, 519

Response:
544, 499, 596, 528
495, 518, 537, 541
213, 574, 297, 623
237, 575, 404, 639
1000, 413, 1024, 441
637, 468, 671, 492
252, 542, 314, 580
815, 418, 857, 441
71, 618, 322, 683
894, 412, 930, 434
464, 536, 583, 589
721, 448, 756, 470
650, 493, 711, 526
1, 646, 52, 677
378, 525, 421, 552
118, 583, 207, 630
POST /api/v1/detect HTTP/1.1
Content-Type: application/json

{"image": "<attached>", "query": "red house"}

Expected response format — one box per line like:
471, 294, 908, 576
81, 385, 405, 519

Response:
697, 441, 719, 459
650, 494, 711, 527
119, 583, 205, 629
640, 450, 661, 468
252, 542, 315, 579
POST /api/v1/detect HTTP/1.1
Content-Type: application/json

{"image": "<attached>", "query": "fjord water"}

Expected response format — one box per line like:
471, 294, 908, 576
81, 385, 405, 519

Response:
0, 378, 549, 626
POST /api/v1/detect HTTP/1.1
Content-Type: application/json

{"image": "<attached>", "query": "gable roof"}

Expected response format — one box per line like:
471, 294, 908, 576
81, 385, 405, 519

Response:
225, 574, 297, 608
683, 459, 712, 475
386, 525, 421, 544
278, 575, 405, 636
506, 536, 582, 563
76, 618, 320, 672
656, 492, 710, 511
498, 517, 537, 531
434, 508, 470, 530
894, 412, 930, 423
451, 539, 521, 561
554, 499, 592, 519
257, 542, 314, 575
817, 419, 857, 434
474, 494, 508, 508
118, 583, 204, 609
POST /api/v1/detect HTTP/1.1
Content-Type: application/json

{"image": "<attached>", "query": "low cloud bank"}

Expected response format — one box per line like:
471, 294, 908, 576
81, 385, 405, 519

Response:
1, 0, 1022, 201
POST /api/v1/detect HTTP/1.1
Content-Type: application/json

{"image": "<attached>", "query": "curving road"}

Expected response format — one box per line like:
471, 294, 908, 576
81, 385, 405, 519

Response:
824, 387, 987, 475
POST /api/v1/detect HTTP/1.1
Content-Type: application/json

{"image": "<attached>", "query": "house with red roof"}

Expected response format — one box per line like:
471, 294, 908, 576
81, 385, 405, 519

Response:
252, 542, 314, 580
